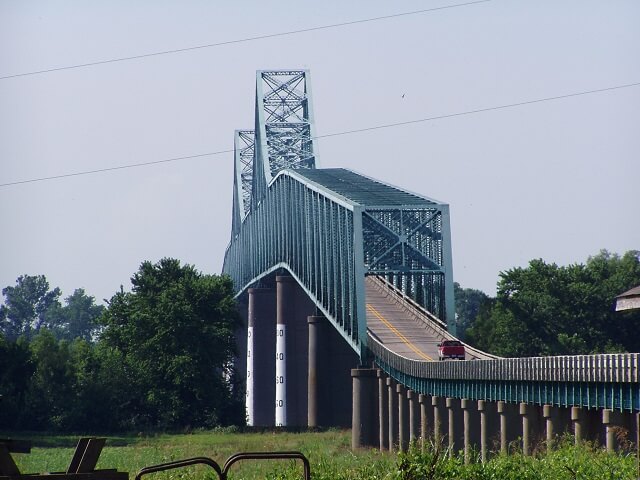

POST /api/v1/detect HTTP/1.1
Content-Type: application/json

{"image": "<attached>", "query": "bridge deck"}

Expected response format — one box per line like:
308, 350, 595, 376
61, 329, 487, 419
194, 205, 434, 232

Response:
365, 276, 484, 362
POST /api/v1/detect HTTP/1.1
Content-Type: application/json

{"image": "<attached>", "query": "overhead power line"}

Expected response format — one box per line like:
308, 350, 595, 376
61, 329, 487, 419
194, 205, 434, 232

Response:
316, 81, 640, 139
1, 151, 233, 187
1, 80, 638, 189
0, 1, 490, 80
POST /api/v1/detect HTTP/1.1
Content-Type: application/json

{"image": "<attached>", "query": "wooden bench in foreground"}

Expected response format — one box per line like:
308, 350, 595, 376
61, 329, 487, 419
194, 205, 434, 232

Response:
0, 437, 128, 480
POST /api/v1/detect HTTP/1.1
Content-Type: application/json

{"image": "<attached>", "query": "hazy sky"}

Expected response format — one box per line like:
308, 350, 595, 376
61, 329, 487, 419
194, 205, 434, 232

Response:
1, 1, 639, 305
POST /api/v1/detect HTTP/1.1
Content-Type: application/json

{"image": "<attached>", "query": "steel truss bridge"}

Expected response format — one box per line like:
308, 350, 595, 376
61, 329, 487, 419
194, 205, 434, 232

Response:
223, 70, 639, 452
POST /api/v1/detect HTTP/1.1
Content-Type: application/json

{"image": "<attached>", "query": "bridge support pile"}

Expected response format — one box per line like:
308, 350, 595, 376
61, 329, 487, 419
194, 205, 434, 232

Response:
352, 368, 640, 459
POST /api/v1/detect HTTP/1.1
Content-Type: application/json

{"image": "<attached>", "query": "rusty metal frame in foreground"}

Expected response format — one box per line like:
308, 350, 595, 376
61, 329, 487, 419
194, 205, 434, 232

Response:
134, 451, 311, 480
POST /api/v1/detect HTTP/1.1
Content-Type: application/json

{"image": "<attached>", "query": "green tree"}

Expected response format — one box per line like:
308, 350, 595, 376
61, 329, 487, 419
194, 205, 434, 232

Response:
47, 289, 105, 342
0, 334, 33, 428
453, 282, 490, 340
466, 250, 640, 357
0, 275, 61, 341
21, 330, 75, 430
100, 258, 242, 429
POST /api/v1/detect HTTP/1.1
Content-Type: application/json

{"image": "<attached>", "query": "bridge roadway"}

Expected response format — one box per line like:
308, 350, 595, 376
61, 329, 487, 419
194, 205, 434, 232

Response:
365, 276, 492, 361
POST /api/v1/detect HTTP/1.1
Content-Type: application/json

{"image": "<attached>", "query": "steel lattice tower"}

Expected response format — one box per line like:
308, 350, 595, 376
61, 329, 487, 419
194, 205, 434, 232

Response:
252, 70, 318, 205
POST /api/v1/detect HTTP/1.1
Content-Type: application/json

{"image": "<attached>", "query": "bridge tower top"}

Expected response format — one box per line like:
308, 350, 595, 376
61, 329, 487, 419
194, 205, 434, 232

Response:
253, 70, 318, 204
232, 71, 318, 236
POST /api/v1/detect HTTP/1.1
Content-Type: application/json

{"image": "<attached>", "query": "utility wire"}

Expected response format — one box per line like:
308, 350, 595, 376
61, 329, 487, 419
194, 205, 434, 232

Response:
0, 1, 490, 80
1, 80, 638, 189
0, 151, 233, 187
316, 81, 640, 139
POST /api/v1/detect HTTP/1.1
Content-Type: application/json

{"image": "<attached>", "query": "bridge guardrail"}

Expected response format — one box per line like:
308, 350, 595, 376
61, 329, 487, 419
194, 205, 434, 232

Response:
368, 333, 639, 383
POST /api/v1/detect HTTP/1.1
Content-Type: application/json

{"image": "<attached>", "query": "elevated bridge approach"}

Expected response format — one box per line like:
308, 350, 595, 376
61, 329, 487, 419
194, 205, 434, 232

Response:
222, 70, 640, 459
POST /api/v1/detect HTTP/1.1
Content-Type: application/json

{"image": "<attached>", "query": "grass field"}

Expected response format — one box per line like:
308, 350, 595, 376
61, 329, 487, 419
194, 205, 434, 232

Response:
7, 429, 395, 480
5, 429, 638, 479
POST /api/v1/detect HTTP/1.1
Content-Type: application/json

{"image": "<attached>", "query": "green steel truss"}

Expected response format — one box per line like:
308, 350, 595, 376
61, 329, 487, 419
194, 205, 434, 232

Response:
223, 69, 639, 410
231, 130, 255, 236
223, 168, 454, 357
224, 70, 456, 358
252, 70, 318, 206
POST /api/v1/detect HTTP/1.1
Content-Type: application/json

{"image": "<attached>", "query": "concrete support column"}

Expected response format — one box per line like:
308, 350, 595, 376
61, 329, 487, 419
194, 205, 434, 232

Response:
246, 287, 276, 427
571, 407, 584, 444
307, 315, 326, 428
352, 368, 378, 449
432, 396, 446, 446
408, 390, 419, 444
378, 370, 388, 451
246, 294, 256, 426
636, 413, 640, 466
397, 384, 409, 451
520, 403, 540, 456
543, 405, 559, 452
447, 397, 463, 453
602, 409, 617, 453
520, 403, 531, 456
419, 394, 433, 450
601, 409, 633, 453
387, 378, 397, 451
477, 400, 491, 463
461, 399, 478, 464
275, 276, 296, 426
498, 401, 519, 454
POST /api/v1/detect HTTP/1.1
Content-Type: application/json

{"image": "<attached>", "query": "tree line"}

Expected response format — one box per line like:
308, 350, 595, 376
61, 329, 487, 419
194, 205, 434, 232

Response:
0, 258, 243, 432
460, 250, 640, 357
1, 250, 639, 432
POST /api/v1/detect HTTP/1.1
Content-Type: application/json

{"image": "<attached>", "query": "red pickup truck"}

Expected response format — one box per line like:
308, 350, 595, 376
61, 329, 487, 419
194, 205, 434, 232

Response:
437, 340, 466, 361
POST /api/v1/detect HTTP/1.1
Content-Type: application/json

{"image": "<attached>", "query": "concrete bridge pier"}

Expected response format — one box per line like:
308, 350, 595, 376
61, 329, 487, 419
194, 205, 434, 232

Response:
307, 312, 357, 428
477, 400, 499, 462
352, 368, 378, 449
307, 315, 324, 428
432, 396, 447, 447
602, 409, 636, 452
246, 287, 276, 427
461, 399, 479, 464
378, 370, 388, 451
447, 397, 464, 454
571, 406, 601, 444
408, 390, 420, 445
520, 403, 542, 456
419, 394, 433, 450
387, 377, 397, 451
571, 406, 585, 444
498, 401, 519, 454
543, 405, 571, 452
397, 384, 409, 451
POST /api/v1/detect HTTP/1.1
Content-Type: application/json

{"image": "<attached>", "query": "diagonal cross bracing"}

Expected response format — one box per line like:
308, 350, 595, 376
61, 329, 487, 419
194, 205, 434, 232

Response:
252, 70, 318, 205
231, 130, 255, 236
